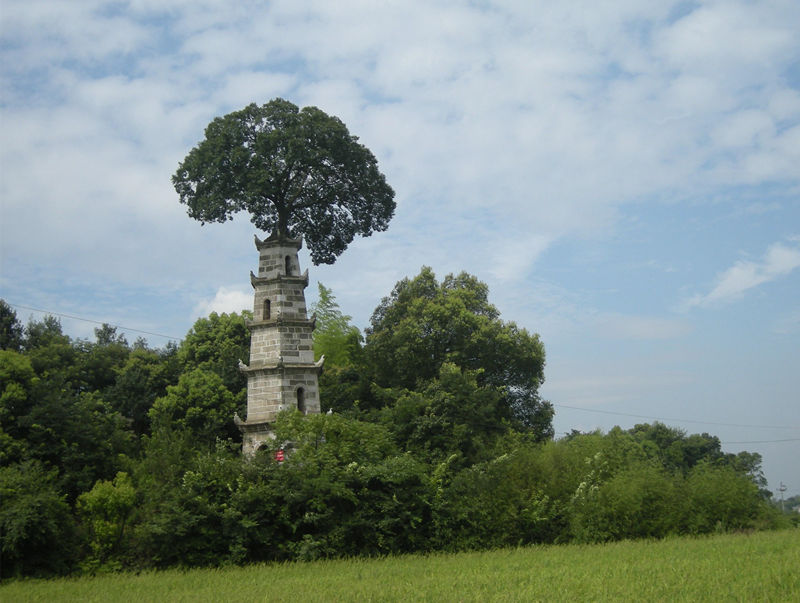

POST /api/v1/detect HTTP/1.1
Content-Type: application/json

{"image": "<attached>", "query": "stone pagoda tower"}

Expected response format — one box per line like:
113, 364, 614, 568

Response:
235, 231, 323, 455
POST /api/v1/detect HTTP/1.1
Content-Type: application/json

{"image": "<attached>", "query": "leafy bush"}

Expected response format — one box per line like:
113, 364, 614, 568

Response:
569, 462, 682, 542
0, 461, 78, 578
684, 462, 763, 533
77, 472, 136, 572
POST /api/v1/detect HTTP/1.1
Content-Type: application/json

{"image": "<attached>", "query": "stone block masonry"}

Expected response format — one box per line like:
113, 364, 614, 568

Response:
236, 232, 323, 456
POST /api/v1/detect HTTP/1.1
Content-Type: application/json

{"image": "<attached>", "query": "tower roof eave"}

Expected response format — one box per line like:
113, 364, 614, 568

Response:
255, 231, 303, 251
250, 269, 309, 288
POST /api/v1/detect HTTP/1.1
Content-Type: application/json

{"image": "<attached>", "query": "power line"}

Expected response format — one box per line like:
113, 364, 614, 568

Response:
5, 303, 799, 433
6, 302, 182, 341
555, 431, 800, 445
720, 438, 800, 444
553, 403, 800, 431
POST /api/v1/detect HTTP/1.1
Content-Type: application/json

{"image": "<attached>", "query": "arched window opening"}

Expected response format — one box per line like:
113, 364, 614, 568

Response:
263, 299, 271, 320
285, 255, 293, 275
297, 387, 306, 414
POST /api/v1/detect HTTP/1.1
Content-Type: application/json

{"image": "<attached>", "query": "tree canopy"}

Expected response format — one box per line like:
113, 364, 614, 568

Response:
0, 301, 23, 352
309, 283, 362, 367
364, 267, 552, 435
173, 98, 396, 264
0, 295, 790, 578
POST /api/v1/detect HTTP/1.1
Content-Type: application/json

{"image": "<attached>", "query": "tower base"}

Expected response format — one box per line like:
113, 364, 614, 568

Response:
235, 415, 274, 457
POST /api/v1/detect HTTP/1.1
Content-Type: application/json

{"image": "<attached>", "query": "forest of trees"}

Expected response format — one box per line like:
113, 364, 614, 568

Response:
0, 269, 793, 579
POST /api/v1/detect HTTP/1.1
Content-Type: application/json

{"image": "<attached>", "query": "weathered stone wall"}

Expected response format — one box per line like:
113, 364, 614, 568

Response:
238, 232, 322, 455
247, 321, 315, 365
243, 367, 320, 423
252, 281, 309, 322
239, 423, 274, 457
256, 243, 300, 280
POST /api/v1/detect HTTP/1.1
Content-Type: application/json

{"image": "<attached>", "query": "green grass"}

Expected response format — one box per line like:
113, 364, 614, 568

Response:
3, 529, 798, 602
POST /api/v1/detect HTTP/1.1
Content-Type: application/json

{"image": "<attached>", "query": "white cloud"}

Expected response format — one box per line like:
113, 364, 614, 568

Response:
0, 2, 150, 74
193, 286, 252, 319
4, 2, 798, 239
2, 0, 799, 336
654, 1, 796, 77
687, 240, 800, 308
712, 110, 774, 150
487, 235, 552, 281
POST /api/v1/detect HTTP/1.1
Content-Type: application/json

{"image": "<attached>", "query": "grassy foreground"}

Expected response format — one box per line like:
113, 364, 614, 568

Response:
2, 529, 798, 602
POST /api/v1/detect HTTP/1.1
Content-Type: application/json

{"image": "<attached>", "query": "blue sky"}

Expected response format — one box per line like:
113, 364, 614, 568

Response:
1, 0, 798, 494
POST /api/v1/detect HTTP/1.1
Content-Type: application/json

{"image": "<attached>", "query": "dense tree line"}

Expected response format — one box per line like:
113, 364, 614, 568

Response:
0, 272, 791, 579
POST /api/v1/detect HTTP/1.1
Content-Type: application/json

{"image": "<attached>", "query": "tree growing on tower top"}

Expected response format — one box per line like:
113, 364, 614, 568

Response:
173, 98, 396, 264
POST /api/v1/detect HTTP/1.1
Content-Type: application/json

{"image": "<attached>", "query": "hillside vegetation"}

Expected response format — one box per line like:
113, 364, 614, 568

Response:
0, 269, 791, 579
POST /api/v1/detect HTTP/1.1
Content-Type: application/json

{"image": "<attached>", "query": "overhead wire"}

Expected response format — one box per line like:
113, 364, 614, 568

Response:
552, 402, 800, 430
719, 438, 800, 444
5, 301, 800, 438
6, 302, 182, 341
555, 432, 800, 445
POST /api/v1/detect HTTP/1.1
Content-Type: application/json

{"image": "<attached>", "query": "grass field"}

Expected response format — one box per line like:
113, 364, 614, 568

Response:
2, 529, 798, 601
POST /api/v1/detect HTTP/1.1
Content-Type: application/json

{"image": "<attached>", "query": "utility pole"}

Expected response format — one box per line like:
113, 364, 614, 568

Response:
778, 482, 787, 513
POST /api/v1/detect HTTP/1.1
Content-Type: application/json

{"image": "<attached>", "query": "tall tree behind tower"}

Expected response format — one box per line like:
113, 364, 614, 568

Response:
173, 98, 395, 264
